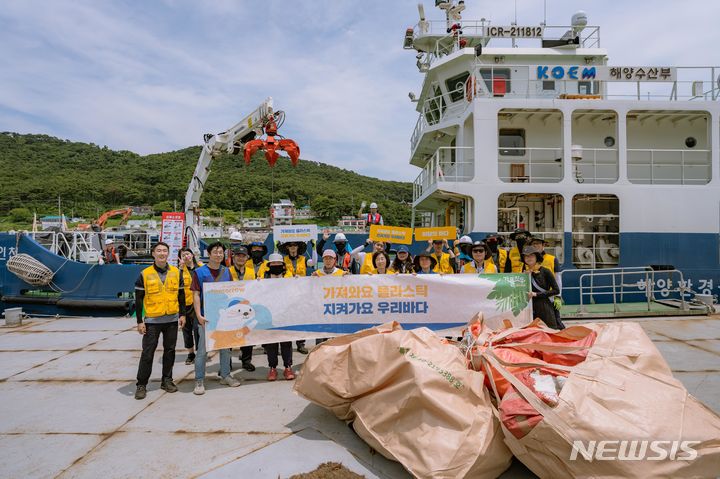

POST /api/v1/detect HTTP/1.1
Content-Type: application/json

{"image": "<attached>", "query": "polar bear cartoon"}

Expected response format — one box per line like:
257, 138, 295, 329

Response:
210, 299, 258, 349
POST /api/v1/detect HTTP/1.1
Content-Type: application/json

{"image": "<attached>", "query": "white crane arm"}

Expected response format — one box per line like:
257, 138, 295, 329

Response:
184, 97, 275, 253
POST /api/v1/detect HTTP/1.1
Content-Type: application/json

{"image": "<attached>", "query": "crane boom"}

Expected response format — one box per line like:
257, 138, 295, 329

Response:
184, 97, 300, 253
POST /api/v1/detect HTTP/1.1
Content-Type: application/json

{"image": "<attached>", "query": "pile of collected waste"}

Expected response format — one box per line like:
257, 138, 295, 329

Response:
294, 317, 720, 479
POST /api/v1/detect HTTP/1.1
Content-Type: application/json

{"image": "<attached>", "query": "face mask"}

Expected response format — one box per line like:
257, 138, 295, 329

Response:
269, 265, 285, 276
250, 251, 264, 263
335, 243, 346, 254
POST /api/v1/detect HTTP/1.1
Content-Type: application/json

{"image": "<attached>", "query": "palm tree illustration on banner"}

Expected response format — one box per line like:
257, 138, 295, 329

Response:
484, 274, 530, 317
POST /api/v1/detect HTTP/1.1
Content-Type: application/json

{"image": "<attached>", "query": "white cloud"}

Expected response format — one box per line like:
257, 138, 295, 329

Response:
0, 0, 719, 185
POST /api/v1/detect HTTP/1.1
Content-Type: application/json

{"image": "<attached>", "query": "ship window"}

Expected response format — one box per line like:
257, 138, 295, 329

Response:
499, 129, 525, 156
424, 84, 447, 125
543, 81, 555, 91
498, 193, 564, 265
685, 137, 697, 148
480, 68, 510, 96
445, 72, 470, 102
578, 81, 599, 95
572, 194, 619, 269
604, 136, 616, 147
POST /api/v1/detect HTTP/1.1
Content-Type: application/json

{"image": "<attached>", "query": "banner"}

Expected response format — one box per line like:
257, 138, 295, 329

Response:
160, 212, 185, 266
369, 225, 413, 245
415, 226, 456, 241
202, 274, 532, 351
272, 224, 317, 244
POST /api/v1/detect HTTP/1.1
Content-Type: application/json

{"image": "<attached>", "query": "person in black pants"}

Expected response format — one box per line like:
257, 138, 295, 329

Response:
522, 245, 560, 329
178, 247, 200, 365
261, 254, 295, 381
134, 242, 186, 400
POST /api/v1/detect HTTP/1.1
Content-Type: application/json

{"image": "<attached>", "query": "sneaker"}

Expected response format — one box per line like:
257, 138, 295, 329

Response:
185, 353, 196, 365
134, 385, 146, 400
161, 379, 178, 393
267, 368, 278, 381
297, 345, 309, 355
220, 375, 241, 387
193, 380, 205, 395
283, 367, 295, 380
242, 361, 256, 372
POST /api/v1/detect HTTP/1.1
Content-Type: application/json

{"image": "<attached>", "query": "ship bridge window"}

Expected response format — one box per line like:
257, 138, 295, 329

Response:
480, 68, 510, 96
445, 72, 470, 102
572, 194, 619, 269
423, 84, 447, 125
627, 110, 711, 185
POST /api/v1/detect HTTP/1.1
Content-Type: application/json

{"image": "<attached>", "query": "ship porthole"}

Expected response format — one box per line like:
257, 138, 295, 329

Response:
603, 136, 615, 147
685, 137, 697, 148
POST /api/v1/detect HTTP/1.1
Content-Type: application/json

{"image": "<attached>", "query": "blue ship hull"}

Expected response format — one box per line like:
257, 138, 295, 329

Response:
2, 231, 718, 316
0, 233, 144, 316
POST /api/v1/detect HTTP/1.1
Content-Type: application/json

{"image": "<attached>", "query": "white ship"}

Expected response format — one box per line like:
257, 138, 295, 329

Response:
406, 1, 720, 311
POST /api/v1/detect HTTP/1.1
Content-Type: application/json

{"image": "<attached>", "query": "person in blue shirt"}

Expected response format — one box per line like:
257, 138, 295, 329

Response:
413, 252, 438, 274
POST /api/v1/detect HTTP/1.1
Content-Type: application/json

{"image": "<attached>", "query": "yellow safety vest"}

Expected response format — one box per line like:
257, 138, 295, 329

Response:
432, 252, 454, 274
499, 247, 523, 273
248, 259, 268, 278
315, 268, 345, 277
181, 265, 194, 306
142, 265, 180, 318
541, 253, 556, 274
284, 255, 307, 277
360, 253, 376, 274
229, 265, 256, 281
461, 260, 498, 274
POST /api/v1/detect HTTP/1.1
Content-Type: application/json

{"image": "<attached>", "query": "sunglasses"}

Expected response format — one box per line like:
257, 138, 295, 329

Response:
472, 249, 486, 254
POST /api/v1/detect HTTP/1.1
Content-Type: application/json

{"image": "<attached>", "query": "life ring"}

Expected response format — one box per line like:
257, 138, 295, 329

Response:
465, 76, 476, 102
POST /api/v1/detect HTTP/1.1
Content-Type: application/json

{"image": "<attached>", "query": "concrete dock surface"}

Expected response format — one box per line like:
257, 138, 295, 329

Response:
0, 314, 718, 478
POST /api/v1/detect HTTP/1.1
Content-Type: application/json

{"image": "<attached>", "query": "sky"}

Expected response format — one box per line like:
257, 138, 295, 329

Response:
1, 0, 719, 182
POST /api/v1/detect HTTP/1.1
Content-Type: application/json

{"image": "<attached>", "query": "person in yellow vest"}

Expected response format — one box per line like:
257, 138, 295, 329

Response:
369, 251, 394, 274
311, 249, 348, 276
261, 253, 295, 381
178, 247, 202, 366
247, 241, 269, 277
499, 228, 531, 273
424, 239, 455, 274
278, 239, 316, 354
462, 241, 498, 274
228, 245, 257, 372
133, 241, 186, 400
351, 239, 388, 274
483, 234, 504, 269
528, 236, 560, 275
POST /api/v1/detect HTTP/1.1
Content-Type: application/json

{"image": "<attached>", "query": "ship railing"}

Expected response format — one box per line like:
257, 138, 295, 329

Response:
412, 21, 601, 66
627, 148, 711, 185
498, 147, 563, 183
572, 148, 618, 184
413, 146, 474, 202
412, 83, 472, 153
30, 230, 156, 262
560, 267, 691, 314
464, 65, 720, 101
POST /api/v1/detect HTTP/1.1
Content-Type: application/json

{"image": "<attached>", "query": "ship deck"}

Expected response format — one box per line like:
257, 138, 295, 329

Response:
0, 314, 718, 478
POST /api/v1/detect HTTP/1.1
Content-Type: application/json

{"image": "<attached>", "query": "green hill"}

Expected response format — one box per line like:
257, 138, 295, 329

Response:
0, 132, 412, 226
